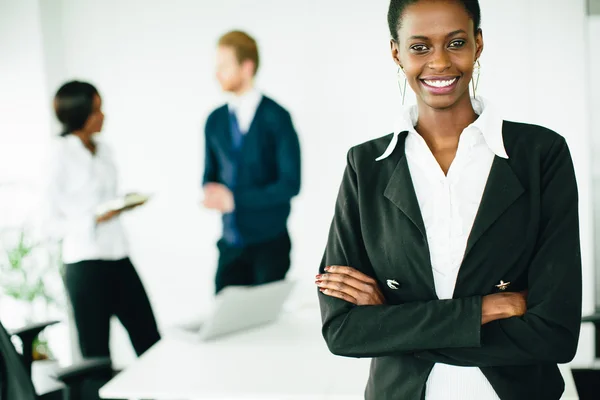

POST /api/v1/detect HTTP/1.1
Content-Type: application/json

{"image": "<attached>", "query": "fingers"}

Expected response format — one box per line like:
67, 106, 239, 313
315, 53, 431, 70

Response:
316, 276, 363, 300
318, 287, 358, 305
205, 183, 229, 194
317, 271, 374, 294
316, 266, 386, 306
202, 198, 213, 208
325, 265, 377, 285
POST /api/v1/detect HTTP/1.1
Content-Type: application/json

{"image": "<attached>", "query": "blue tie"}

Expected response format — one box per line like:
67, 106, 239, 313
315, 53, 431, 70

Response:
229, 110, 243, 151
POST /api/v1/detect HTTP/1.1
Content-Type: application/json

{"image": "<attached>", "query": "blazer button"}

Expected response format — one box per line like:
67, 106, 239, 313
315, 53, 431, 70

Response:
387, 279, 401, 290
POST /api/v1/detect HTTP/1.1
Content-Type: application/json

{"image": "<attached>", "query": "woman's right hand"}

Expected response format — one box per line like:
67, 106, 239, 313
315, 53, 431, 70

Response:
481, 291, 528, 325
95, 209, 121, 224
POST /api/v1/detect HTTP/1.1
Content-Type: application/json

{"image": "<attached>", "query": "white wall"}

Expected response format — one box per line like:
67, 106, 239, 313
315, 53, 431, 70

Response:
0, 0, 73, 363
0, 0, 52, 206
0, 0, 50, 310
1, 0, 592, 367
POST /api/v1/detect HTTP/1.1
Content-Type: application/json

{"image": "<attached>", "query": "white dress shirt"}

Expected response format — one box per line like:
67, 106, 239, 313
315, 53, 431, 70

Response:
45, 135, 129, 264
377, 97, 508, 400
227, 88, 263, 134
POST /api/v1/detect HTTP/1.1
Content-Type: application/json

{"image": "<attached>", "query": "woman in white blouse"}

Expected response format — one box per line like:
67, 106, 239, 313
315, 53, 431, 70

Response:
46, 81, 160, 360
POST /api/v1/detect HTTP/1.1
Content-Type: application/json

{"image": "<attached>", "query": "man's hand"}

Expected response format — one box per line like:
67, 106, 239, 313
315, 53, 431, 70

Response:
203, 183, 235, 213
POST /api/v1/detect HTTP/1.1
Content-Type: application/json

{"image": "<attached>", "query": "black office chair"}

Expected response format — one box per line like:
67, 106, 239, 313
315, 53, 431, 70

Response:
0, 319, 112, 400
8, 320, 61, 378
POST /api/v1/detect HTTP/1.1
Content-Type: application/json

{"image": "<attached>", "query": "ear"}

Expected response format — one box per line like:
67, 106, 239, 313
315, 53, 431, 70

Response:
390, 39, 402, 68
82, 113, 97, 133
474, 29, 484, 61
242, 59, 256, 77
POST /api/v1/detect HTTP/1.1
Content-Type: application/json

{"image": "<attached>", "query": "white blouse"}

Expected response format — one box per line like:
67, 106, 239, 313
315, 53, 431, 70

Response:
377, 97, 508, 400
44, 134, 129, 264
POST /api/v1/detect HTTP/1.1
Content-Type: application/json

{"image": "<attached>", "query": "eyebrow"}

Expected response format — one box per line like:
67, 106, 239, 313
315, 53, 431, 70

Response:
408, 29, 468, 41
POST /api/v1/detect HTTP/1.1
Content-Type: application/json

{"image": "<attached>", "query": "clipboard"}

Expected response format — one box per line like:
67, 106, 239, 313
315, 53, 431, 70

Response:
96, 193, 150, 216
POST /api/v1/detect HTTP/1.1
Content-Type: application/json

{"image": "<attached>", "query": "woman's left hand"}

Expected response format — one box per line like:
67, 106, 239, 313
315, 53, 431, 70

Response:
316, 265, 385, 306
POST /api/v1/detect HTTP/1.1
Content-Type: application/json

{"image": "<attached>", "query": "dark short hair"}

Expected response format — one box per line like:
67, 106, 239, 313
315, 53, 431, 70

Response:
53, 81, 99, 136
218, 30, 260, 75
387, 0, 481, 42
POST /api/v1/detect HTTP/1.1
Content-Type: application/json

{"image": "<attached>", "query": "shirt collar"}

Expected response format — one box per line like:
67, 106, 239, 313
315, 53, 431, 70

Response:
227, 87, 262, 114
376, 96, 508, 161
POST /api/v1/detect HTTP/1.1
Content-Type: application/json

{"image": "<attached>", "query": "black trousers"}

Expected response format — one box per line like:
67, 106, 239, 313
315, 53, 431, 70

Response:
215, 231, 291, 294
64, 258, 160, 359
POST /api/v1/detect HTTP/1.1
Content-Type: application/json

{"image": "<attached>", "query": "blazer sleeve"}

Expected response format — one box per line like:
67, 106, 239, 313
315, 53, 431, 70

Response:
318, 147, 485, 358
233, 110, 301, 209
415, 136, 582, 366
202, 119, 218, 186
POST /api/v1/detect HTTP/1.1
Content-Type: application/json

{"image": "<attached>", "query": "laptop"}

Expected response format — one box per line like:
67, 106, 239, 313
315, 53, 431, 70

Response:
179, 279, 296, 341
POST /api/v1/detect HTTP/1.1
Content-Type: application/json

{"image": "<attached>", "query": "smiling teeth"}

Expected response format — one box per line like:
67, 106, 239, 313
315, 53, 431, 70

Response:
424, 78, 457, 87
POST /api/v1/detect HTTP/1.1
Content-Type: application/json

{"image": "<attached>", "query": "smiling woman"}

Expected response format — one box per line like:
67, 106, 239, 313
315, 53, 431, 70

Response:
391, 0, 482, 113
316, 0, 582, 399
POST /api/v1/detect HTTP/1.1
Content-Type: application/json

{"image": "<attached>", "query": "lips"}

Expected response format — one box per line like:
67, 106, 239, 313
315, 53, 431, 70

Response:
420, 77, 460, 94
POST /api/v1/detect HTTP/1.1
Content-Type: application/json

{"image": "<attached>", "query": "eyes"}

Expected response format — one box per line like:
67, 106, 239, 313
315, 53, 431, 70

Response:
409, 39, 467, 54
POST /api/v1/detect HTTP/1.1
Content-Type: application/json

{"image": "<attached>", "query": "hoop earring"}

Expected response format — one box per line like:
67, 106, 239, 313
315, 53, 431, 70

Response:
471, 60, 481, 97
397, 66, 407, 106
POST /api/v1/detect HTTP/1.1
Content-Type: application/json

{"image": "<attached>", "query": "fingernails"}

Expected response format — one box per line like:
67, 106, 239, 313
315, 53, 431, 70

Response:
315, 274, 322, 279
315, 280, 322, 286
319, 288, 326, 293
324, 266, 331, 272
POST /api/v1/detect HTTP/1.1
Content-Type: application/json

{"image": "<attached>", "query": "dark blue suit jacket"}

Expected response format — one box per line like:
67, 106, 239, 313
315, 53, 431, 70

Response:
203, 96, 301, 245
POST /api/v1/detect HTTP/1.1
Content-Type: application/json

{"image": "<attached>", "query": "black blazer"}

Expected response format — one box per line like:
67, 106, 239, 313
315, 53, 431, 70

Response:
318, 121, 582, 400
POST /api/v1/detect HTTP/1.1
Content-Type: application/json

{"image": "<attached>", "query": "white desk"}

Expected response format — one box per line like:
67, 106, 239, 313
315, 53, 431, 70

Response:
100, 308, 579, 400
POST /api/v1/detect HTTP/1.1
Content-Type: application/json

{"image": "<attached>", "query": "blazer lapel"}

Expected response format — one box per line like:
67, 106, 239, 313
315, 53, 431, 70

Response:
217, 106, 234, 154
464, 156, 525, 258
243, 96, 265, 139
383, 139, 437, 298
383, 153, 427, 239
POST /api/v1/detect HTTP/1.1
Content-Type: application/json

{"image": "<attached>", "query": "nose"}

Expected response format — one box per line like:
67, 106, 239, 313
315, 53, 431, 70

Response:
428, 49, 452, 72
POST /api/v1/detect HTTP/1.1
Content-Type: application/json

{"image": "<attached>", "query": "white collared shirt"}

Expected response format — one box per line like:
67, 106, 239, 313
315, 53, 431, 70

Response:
44, 135, 129, 264
227, 88, 263, 134
377, 97, 507, 400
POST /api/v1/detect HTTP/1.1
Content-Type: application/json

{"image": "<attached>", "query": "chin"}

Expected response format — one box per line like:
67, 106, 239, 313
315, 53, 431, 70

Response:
420, 92, 470, 110
219, 80, 241, 93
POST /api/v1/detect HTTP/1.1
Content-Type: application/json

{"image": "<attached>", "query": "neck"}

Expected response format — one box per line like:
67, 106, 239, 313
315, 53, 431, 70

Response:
232, 80, 254, 97
414, 94, 478, 151
73, 131, 96, 154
